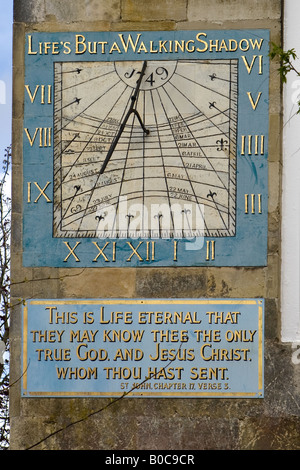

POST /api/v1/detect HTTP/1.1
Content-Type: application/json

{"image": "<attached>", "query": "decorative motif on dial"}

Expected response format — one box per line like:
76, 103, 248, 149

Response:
53, 59, 238, 239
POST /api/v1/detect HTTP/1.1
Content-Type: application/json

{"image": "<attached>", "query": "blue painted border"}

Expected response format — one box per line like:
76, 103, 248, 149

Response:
23, 30, 269, 267
22, 298, 264, 398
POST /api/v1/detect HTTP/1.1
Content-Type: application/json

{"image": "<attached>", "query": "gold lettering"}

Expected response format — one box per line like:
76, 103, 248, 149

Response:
146, 241, 155, 261
249, 37, 264, 50
242, 55, 257, 74
241, 135, 265, 156
175, 40, 185, 53
24, 127, 38, 146
24, 85, 39, 103
63, 42, 72, 54
97, 41, 108, 54
209, 39, 219, 52
126, 241, 143, 262
196, 32, 208, 52
92, 241, 110, 262
63, 241, 81, 262
173, 240, 178, 261
88, 42, 97, 54
185, 40, 195, 53
137, 41, 148, 54
159, 40, 168, 53
247, 92, 262, 110
24, 127, 52, 147
206, 240, 215, 261
219, 39, 228, 51
239, 39, 250, 51
244, 194, 262, 214
109, 41, 122, 54
27, 35, 37, 55
118, 33, 141, 53
75, 34, 86, 54
149, 41, 158, 53
228, 39, 238, 51
27, 181, 52, 203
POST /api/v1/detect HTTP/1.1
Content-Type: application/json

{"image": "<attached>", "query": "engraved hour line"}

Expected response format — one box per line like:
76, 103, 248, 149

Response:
170, 68, 238, 147
106, 100, 141, 236
60, 131, 80, 155
156, 84, 209, 233
54, 68, 130, 185
175, 70, 232, 101
54, 78, 127, 181
57, 70, 127, 141
57, 112, 232, 176
59, 114, 217, 229
56, 85, 128, 186
79, 63, 232, 232
60, 68, 116, 93
53, 113, 112, 153
99, 93, 142, 234
167, 62, 237, 230
55, 60, 237, 237
149, 88, 175, 234
58, 94, 133, 228
59, 69, 118, 128
58, 73, 188, 232
162, 92, 230, 210
60, 126, 203, 223
160, 82, 230, 230
68, 79, 140, 233
54, 67, 132, 228
211, 59, 237, 230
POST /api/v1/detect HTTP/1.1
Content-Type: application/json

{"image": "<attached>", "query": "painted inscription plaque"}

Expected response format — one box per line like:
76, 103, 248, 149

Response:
22, 299, 264, 398
23, 30, 269, 267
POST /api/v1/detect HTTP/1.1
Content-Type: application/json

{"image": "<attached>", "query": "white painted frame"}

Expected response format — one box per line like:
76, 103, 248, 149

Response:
281, 0, 300, 342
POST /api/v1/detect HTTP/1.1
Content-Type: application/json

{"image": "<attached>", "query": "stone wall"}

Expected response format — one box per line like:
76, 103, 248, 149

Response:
10, 0, 300, 450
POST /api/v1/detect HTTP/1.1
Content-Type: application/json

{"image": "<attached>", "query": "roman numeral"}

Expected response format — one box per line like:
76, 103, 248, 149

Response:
242, 55, 263, 74
247, 92, 262, 110
245, 194, 262, 214
27, 181, 52, 203
241, 135, 265, 156
63, 242, 81, 262
206, 240, 215, 261
24, 127, 52, 147
25, 84, 52, 104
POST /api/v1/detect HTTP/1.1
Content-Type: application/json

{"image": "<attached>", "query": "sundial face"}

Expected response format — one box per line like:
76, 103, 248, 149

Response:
23, 30, 269, 267
53, 59, 237, 239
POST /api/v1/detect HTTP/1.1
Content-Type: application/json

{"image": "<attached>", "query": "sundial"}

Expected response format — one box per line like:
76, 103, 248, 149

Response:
53, 58, 237, 239
22, 30, 269, 267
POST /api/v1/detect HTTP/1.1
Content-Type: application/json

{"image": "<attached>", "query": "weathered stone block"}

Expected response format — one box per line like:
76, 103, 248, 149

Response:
188, 0, 281, 22
135, 268, 207, 298
122, 0, 187, 22
60, 268, 136, 298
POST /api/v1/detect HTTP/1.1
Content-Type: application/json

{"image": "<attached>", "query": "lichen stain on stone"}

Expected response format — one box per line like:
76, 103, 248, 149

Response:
208, 274, 216, 294
221, 280, 232, 297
